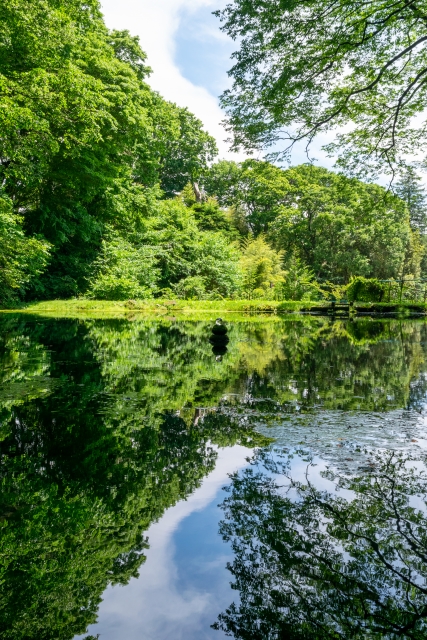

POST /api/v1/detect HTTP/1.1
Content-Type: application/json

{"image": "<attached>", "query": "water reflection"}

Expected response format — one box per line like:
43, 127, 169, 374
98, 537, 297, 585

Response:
0, 315, 426, 638
215, 449, 427, 639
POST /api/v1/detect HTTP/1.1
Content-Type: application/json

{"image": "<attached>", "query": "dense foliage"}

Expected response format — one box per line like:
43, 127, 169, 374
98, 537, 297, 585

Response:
1, 0, 426, 306
215, 0, 427, 176
0, 0, 217, 302
204, 161, 423, 287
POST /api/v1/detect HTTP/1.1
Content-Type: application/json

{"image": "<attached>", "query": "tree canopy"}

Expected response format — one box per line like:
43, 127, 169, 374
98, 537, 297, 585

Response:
0, 0, 217, 301
215, 0, 427, 175
203, 161, 421, 283
1, 0, 426, 307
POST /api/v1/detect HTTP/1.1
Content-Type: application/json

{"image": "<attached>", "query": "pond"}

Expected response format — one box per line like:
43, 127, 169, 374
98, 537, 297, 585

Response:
1, 314, 427, 639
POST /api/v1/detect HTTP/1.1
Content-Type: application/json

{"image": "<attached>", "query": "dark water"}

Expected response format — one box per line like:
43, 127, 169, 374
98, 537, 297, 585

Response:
1, 314, 427, 639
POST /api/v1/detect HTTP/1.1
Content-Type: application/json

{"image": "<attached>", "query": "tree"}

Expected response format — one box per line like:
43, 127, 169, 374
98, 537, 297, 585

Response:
202, 160, 243, 208
240, 236, 284, 298
215, 0, 427, 175
395, 166, 427, 234
269, 165, 417, 281
179, 184, 237, 236
0, 0, 219, 301
98, 199, 242, 299
159, 107, 218, 198
204, 159, 290, 234
86, 231, 159, 300
0, 193, 50, 305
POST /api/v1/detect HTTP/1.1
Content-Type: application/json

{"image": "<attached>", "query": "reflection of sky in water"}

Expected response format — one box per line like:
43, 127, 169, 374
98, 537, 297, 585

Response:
4, 316, 424, 638
75, 401, 427, 637
75, 446, 249, 640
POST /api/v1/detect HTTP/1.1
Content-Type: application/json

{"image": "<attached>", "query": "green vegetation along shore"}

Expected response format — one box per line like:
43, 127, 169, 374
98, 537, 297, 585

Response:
2, 1, 427, 311
3, 298, 427, 320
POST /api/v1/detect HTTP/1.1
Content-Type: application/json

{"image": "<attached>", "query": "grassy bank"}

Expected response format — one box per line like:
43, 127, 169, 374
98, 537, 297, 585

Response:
2, 298, 427, 320
0, 298, 293, 320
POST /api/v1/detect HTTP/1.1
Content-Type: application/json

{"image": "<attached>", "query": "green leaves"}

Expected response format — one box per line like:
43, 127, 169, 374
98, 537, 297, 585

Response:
0, 194, 51, 305
204, 159, 290, 234
269, 164, 414, 281
0, 1, 219, 300
239, 235, 284, 299
159, 107, 218, 197
217, 0, 427, 174
86, 232, 159, 300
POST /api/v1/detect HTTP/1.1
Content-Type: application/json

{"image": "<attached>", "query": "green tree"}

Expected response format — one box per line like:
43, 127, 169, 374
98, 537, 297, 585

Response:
136, 199, 242, 298
281, 255, 322, 301
86, 231, 159, 300
0, 0, 219, 300
159, 107, 218, 198
269, 165, 415, 281
179, 184, 236, 236
240, 236, 284, 298
205, 159, 290, 234
215, 0, 427, 175
395, 166, 427, 234
0, 193, 50, 305
202, 159, 243, 208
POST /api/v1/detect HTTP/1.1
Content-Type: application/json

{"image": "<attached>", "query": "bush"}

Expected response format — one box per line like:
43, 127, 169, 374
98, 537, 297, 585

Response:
240, 236, 284, 299
281, 256, 323, 301
346, 277, 386, 302
86, 234, 159, 300
173, 276, 207, 299
0, 194, 51, 306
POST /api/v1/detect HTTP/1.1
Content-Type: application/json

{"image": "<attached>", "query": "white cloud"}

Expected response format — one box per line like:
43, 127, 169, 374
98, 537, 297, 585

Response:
100, 0, 243, 160
75, 445, 250, 640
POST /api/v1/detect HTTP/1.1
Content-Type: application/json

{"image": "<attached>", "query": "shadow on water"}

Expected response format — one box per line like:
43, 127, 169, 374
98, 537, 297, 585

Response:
0, 315, 426, 638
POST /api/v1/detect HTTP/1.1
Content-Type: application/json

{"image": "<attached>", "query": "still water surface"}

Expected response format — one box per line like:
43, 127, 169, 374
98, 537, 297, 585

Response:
1, 314, 427, 639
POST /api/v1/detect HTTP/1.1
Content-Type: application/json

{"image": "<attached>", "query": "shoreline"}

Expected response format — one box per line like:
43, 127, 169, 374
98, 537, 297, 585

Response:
2, 299, 427, 320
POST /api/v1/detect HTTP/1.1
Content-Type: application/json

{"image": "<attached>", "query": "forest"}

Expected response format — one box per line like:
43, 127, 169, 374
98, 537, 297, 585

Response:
1, 0, 427, 308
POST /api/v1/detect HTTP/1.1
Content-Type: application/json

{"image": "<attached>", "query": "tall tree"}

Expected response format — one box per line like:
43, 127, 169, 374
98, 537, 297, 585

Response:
0, 0, 219, 301
395, 166, 427, 234
269, 165, 418, 281
215, 0, 427, 176
159, 107, 218, 198
204, 159, 290, 234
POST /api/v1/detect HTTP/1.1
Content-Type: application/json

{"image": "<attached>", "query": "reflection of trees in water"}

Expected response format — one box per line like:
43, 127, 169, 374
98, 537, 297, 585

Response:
0, 319, 269, 640
214, 450, 427, 639
245, 320, 427, 412
1, 316, 427, 637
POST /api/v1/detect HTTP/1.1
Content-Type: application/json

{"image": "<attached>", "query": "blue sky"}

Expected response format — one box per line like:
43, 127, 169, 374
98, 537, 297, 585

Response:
174, 4, 236, 97
100, 0, 332, 166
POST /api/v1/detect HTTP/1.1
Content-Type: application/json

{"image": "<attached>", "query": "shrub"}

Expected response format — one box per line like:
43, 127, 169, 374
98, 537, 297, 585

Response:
240, 236, 284, 299
86, 234, 159, 300
173, 276, 207, 299
281, 256, 323, 301
0, 195, 51, 306
346, 276, 386, 302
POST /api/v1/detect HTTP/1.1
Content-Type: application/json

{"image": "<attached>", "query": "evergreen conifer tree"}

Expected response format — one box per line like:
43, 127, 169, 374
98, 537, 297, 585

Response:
395, 168, 427, 234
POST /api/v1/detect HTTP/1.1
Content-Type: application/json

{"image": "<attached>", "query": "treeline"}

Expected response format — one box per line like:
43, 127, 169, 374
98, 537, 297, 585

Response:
1, 0, 426, 306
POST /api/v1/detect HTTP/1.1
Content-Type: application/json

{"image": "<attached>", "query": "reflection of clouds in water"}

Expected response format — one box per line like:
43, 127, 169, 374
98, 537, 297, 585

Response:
76, 445, 249, 640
